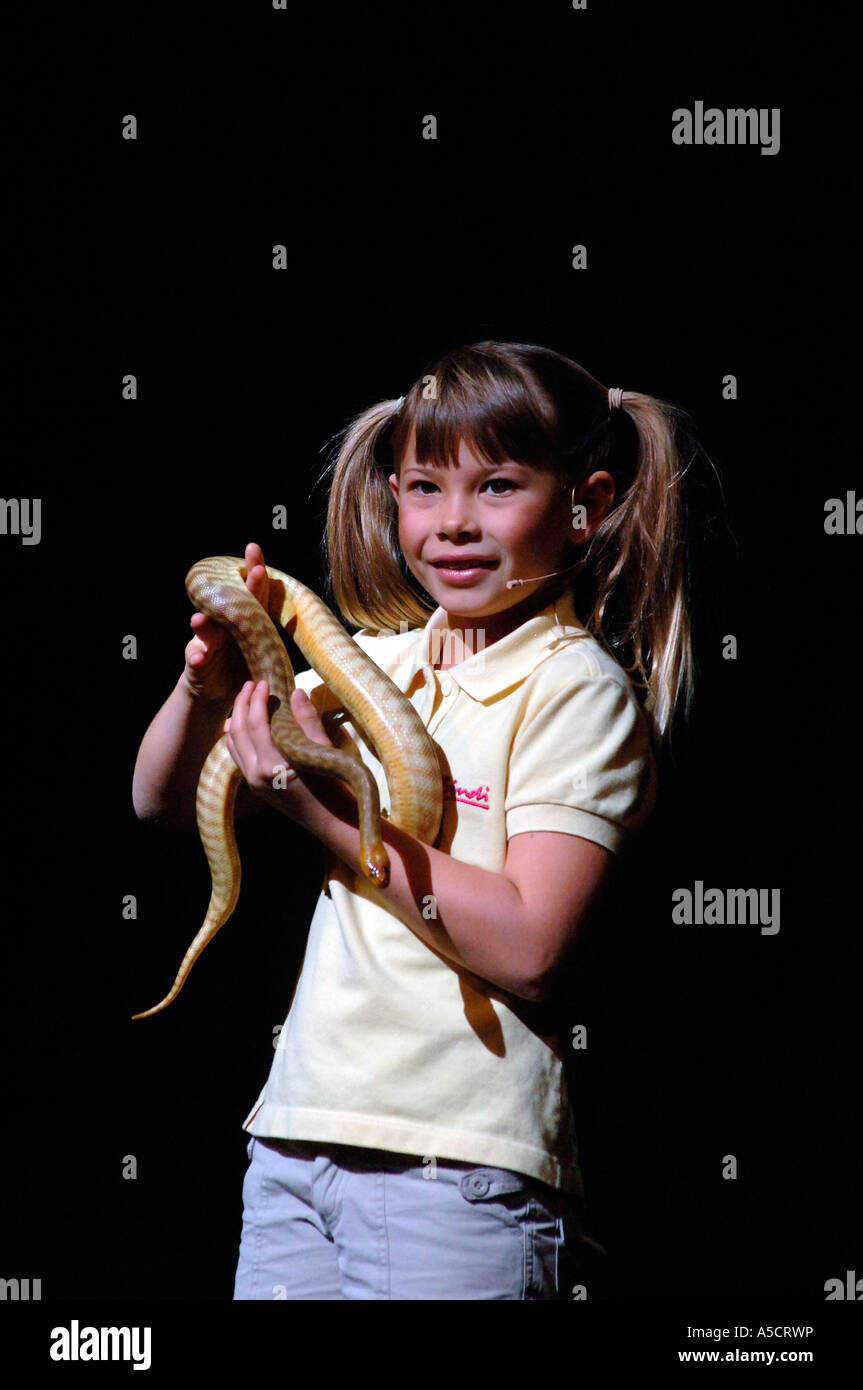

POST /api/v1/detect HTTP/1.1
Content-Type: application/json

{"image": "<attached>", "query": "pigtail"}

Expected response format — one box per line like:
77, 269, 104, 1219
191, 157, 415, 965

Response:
317, 398, 434, 632
581, 390, 697, 748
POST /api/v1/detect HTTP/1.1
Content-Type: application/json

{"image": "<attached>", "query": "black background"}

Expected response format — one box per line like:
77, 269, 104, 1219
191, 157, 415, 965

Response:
2, 0, 858, 1320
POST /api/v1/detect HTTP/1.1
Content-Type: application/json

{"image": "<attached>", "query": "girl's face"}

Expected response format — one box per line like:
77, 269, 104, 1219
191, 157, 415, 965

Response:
389, 430, 601, 638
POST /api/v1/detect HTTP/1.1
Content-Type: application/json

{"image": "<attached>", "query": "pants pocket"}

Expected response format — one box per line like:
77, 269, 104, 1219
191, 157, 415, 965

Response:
456, 1166, 543, 1237
455, 1167, 580, 1298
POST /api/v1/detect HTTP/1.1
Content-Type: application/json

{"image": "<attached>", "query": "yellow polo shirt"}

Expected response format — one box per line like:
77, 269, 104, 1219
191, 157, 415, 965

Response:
242, 585, 657, 1195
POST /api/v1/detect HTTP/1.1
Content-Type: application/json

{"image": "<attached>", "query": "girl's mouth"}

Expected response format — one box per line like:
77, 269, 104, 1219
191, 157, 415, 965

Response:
430, 560, 497, 585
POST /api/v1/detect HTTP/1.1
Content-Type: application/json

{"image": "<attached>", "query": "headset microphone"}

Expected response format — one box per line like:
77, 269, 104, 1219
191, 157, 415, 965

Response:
505, 561, 583, 589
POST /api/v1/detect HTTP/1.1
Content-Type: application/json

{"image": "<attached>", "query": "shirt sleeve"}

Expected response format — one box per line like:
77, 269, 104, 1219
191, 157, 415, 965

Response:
504, 661, 657, 855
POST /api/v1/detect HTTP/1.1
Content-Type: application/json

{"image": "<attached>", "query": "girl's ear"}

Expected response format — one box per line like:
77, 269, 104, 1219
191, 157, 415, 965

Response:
387, 472, 400, 503
573, 470, 615, 540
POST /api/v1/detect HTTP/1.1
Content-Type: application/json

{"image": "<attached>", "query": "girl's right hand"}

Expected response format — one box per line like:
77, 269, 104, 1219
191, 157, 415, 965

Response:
182, 541, 271, 705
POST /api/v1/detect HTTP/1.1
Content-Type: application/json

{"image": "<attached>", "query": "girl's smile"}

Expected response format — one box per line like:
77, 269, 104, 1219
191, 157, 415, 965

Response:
428, 555, 499, 585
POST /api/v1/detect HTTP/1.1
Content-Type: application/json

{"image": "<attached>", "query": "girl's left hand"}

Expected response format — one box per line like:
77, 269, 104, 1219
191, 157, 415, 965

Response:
224, 681, 335, 818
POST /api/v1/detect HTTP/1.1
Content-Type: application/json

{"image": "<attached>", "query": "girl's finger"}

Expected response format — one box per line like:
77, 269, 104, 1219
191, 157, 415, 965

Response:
230, 681, 254, 730
249, 679, 276, 730
191, 611, 225, 640
244, 544, 270, 609
185, 634, 210, 666
290, 688, 330, 746
225, 686, 253, 766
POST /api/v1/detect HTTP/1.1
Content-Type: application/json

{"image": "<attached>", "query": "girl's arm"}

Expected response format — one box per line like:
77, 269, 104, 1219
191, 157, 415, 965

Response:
226, 679, 615, 1003
316, 791, 612, 1004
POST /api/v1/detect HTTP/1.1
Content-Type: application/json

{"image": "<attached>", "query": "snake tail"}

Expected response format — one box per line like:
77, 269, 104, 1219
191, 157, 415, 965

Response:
131, 738, 242, 1020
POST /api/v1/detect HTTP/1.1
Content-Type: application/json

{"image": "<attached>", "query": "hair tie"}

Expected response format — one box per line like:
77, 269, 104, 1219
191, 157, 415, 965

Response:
608, 386, 624, 411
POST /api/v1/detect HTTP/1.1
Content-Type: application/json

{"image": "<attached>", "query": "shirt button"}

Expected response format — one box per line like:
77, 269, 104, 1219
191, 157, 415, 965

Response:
440, 677, 452, 696
467, 1174, 490, 1196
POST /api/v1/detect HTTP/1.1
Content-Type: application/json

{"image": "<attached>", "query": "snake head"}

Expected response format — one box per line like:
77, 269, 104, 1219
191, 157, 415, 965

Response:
363, 846, 391, 890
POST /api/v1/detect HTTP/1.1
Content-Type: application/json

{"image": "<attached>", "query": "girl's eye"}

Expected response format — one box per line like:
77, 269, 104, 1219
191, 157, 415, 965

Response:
408, 478, 516, 495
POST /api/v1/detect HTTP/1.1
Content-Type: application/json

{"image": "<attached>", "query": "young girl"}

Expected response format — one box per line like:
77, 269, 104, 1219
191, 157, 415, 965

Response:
133, 340, 697, 1300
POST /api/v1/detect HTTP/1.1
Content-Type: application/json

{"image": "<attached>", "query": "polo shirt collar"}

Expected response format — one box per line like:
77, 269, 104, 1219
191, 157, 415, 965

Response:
405, 585, 589, 700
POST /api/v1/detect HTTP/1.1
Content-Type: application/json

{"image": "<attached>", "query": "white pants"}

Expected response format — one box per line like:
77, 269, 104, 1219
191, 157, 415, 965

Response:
233, 1135, 587, 1300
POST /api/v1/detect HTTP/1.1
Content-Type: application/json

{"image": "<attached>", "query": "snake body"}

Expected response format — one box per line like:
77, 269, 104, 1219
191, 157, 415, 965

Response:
132, 555, 442, 1019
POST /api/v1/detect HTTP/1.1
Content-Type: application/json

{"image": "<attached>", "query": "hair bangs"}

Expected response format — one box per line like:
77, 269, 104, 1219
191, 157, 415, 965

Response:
390, 344, 562, 476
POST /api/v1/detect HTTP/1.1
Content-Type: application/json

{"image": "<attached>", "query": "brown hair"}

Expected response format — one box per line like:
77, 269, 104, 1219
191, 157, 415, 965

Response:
315, 341, 704, 751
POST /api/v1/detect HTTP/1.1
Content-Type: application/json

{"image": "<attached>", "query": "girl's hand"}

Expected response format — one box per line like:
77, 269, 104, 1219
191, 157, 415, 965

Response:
224, 681, 337, 820
183, 541, 271, 705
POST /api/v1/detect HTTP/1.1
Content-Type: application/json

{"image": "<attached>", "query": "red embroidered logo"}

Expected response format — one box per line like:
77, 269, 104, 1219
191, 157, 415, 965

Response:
442, 774, 490, 810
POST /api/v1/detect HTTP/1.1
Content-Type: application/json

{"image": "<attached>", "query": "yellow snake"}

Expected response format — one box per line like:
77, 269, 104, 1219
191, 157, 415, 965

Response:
132, 555, 443, 1019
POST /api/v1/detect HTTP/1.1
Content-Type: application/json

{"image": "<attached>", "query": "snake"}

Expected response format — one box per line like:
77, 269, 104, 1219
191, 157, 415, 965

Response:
132, 555, 443, 1019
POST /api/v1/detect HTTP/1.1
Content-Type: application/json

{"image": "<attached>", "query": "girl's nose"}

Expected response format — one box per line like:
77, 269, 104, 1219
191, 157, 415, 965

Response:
437, 494, 478, 535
